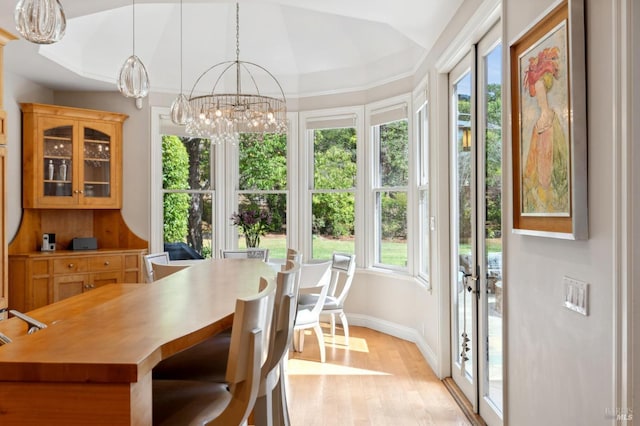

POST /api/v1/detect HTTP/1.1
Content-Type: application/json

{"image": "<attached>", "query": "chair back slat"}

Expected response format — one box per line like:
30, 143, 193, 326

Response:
286, 248, 303, 263
226, 277, 276, 385
264, 261, 300, 374
298, 261, 332, 290
329, 253, 356, 302
151, 262, 189, 281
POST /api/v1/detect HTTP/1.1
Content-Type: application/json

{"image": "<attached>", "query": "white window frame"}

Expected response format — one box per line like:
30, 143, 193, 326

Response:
416, 97, 431, 286
365, 94, 413, 272
298, 107, 364, 263
151, 107, 296, 259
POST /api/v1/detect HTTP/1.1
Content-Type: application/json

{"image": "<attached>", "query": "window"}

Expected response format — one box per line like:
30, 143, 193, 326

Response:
154, 110, 291, 259
161, 135, 214, 258
417, 102, 430, 281
236, 133, 288, 259
370, 103, 409, 270
310, 126, 357, 259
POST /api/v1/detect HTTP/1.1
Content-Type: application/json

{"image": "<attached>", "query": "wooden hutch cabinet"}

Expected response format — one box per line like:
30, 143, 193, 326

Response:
21, 103, 124, 209
9, 249, 144, 311
8, 104, 148, 312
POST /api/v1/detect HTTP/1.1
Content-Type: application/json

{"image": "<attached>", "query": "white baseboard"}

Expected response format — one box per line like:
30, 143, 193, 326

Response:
347, 313, 441, 377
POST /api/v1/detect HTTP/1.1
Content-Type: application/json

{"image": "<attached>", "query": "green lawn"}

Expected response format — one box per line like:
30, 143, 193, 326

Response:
241, 235, 407, 267
458, 238, 503, 255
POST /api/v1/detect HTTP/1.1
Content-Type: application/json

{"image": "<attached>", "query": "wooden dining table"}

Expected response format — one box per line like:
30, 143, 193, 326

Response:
0, 258, 275, 425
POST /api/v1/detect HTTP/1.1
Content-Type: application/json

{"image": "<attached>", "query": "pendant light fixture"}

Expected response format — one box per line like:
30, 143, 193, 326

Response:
184, 3, 287, 144
170, 0, 191, 125
117, 0, 150, 103
14, 0, 67, 44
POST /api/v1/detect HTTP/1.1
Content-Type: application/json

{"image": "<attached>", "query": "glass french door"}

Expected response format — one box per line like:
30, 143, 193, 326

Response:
450, 23, 503, 426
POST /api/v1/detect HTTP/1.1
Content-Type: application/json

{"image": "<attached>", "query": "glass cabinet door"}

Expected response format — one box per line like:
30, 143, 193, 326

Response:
82, 127, 112, 199
43, 125, 73, 198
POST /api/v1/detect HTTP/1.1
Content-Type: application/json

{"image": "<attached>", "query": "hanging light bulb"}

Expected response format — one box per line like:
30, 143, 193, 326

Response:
14, 0, 67, 44
170, 93, 191, 125
118, 55, 150, 98
118, 0, 150, 100
170, 0, 191, 125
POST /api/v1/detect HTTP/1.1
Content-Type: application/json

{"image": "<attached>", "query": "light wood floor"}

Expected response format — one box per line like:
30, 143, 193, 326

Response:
286, 325, 471, 426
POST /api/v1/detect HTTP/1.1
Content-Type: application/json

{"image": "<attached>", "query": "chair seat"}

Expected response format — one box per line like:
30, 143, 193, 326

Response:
153, 330, 231, 382
294, 308, 317, 327
153, 380, 230, 425
298, 294, 342, 311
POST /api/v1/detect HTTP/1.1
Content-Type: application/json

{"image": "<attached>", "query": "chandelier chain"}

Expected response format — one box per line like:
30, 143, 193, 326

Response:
235, 2, 240, 62
132, 0, 136, 56
179, 0, 183, 93
184, 1, 287, 143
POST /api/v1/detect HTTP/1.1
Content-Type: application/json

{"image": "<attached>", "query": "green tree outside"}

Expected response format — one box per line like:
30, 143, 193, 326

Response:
162, 136, 190, 243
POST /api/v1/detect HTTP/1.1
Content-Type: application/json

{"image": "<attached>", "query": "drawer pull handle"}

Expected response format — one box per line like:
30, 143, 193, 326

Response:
104, 261, 110, 266
68, 263, 74, 268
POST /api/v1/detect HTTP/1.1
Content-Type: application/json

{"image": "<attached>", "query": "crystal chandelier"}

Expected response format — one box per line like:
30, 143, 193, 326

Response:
14, 0, 66, 44
117, 0, 150, 101
184, 3, 287, 144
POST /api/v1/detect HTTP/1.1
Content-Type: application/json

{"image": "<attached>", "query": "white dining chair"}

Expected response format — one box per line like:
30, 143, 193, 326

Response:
292, 260, 332, 363
152, 277, 276, 426
143, 252, 170, 283
298, 252, 356, 345
150, 262, 190, 281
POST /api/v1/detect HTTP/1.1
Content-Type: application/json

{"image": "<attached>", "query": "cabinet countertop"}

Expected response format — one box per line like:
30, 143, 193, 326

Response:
9, 248, 146, 257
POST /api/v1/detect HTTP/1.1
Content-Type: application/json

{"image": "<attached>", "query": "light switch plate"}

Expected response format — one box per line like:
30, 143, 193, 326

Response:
563, 276, 588, 316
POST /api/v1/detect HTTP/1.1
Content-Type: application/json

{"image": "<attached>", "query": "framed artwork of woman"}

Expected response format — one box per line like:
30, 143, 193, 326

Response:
510, 0, 588, 239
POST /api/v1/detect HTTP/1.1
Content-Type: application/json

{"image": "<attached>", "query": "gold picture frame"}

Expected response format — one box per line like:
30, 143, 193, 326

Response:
510, 0, 588, 239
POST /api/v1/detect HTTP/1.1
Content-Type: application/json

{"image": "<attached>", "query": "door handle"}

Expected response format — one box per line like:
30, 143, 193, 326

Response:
464, 273, 479, 293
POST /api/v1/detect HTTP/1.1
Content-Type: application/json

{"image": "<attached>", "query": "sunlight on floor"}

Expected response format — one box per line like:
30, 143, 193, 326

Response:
288, 327, 389, 376
287, 358, 390, 376
322, 332, 369, 353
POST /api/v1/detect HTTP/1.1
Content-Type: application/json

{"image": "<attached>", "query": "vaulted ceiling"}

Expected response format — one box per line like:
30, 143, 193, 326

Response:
0, 0, 462, 98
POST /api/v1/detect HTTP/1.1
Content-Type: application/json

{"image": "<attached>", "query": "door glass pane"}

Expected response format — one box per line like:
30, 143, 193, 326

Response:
43, 126, 73, 197
83, 128, 111, 197
484, 43, 503, 412
454, 71, 474, 379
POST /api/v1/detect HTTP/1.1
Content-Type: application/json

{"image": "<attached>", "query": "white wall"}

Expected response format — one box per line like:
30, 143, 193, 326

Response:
3, 71, 53, 241
630, 0, 639, 418
504, 0, 616, 424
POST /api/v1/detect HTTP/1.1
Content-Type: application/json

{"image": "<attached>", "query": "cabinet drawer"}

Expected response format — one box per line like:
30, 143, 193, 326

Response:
89, 255, 122, 271
53, 258, 88, 274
